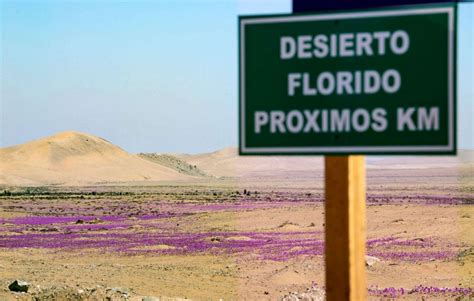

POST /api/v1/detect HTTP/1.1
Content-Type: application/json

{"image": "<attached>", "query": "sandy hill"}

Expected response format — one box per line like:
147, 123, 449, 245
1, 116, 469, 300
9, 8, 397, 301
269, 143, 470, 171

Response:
178, 147, 474, 178
177, 147, 324, 178
1, 132, 471, 186
0, 131, 191, 186
138, 153, 208, 177
366, 150, 474, 169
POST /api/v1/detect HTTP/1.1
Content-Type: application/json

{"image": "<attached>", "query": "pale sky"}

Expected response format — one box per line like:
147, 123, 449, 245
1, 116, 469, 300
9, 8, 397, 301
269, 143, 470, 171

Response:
1, 0, 472, 153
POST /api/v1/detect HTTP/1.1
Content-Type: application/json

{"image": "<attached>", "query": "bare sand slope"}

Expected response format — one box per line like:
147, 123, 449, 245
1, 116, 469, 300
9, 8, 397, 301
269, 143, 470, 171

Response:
178, 147, 474, 178
138, 153, 208, 177
178, 147, 324, 178
0, 131, 190, 186
1, 131, 471, 185
366, 150, 474, 169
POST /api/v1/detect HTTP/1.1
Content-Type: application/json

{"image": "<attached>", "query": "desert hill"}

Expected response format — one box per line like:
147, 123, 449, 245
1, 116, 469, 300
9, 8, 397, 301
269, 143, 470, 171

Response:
0, 131, 192, 186
178, 147, 474, 178
366, 150, 474, 169
1, 131, 472, 186
177, 147, 324, 178
138, 153, 208, 177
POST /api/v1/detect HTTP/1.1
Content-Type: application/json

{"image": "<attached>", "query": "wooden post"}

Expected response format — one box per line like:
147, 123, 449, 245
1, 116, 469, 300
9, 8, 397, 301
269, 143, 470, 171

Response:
325, 156, 366, 301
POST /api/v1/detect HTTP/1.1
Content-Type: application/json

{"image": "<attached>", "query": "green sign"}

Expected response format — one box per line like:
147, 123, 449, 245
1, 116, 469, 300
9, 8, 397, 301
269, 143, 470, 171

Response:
239, 4, 456, 155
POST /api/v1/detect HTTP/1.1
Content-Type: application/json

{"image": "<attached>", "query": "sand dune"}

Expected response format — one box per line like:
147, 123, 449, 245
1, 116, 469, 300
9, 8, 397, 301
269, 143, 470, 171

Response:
138, 153, 208, 177
1, 131, 472, 186
366, 150, 474, 169
178, 147, 474, 178
177, 147, 324, 178
0, 131, 190, 186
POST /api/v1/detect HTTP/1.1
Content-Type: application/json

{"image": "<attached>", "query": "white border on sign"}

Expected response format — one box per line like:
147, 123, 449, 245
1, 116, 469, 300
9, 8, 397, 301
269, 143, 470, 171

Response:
240, 7, 454, 154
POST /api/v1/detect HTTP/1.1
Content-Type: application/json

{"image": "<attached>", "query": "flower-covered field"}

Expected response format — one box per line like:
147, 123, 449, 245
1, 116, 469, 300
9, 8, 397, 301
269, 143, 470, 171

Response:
0, 187, 472, 300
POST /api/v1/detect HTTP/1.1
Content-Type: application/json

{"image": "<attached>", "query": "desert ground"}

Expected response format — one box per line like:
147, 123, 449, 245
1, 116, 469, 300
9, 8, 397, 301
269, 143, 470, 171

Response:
0, 132, 473, 300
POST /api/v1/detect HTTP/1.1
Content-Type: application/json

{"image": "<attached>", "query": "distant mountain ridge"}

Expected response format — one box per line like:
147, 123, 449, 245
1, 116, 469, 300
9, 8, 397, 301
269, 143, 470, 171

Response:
177, 147, 324, 178
177, 147, 474, 177
1, 131, 472, 186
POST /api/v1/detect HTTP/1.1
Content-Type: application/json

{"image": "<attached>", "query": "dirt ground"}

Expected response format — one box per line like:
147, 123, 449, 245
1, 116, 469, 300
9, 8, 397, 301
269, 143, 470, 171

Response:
0, 180, 472, 300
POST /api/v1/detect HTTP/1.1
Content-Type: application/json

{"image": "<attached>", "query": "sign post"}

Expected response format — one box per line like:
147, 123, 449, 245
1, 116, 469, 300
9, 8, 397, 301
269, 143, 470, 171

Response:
239, 3, 456, 300
325, 156, 366, 300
